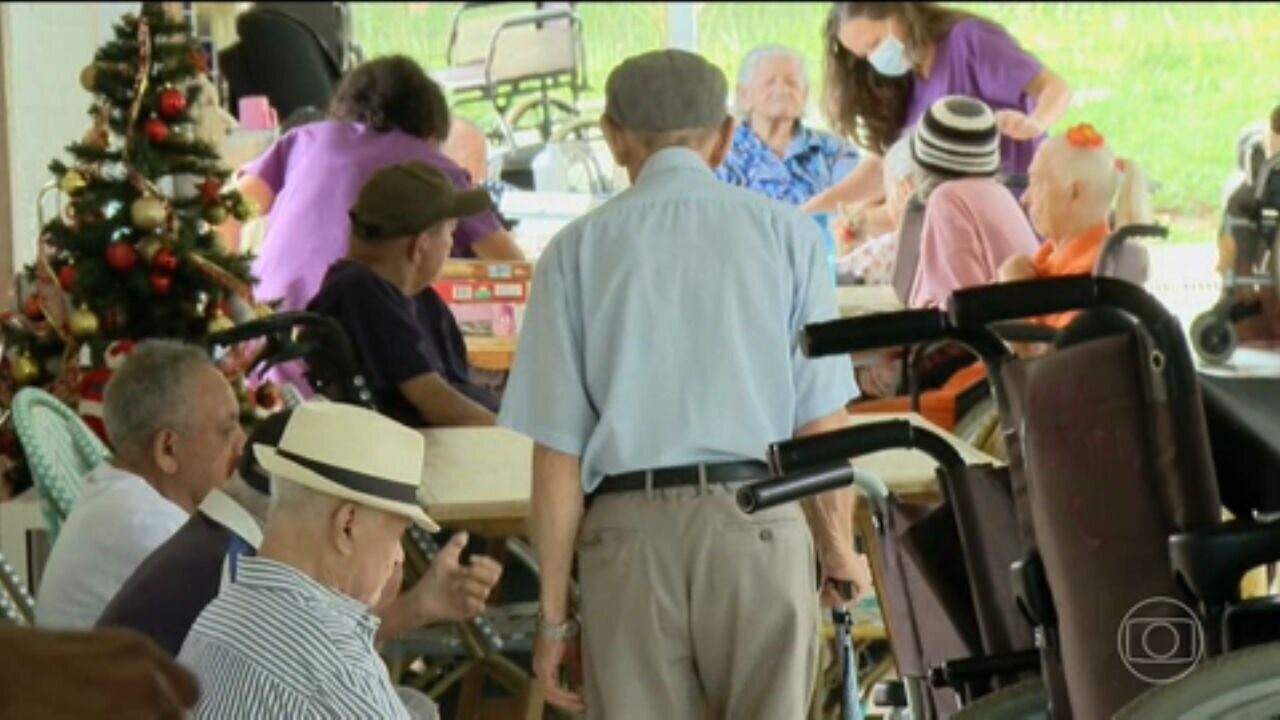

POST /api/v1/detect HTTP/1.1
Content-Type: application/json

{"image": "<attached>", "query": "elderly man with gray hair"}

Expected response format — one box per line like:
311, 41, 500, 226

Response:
716, 44, 860, 205
500, 48, 869, 719
36, 340, 245, 630
179, 401, 447, 718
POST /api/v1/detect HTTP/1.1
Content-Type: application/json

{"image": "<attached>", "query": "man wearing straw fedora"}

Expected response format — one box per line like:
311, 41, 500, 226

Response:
178, 401, 441, 718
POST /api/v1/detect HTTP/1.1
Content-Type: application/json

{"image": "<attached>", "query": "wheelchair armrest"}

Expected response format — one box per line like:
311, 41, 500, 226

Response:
1170, 518, 1280, 607
927, 649, 1041, 690
1012, 551, 1057, 628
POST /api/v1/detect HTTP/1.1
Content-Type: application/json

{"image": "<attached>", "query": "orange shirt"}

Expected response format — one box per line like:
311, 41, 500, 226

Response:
1030, 222, 1110, 328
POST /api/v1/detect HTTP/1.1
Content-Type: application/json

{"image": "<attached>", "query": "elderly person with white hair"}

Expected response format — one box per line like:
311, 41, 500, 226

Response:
36, 340, 245, 630
716, 45, 860, 204
836, 130, 916, 285
179, 401, 453, 718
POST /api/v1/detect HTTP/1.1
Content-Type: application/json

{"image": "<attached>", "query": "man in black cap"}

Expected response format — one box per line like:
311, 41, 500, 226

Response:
307, 162, 501, 428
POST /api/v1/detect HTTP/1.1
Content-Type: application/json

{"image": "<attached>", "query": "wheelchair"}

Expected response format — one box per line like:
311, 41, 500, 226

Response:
745, 274, 1280, 718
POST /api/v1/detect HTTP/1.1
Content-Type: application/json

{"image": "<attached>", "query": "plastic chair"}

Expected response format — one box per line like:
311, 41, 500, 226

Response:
11, 388, 111, 542
0, 550, 35, 625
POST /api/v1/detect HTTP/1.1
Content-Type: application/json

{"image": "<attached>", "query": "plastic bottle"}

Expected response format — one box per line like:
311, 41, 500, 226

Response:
532, 143, 572, 193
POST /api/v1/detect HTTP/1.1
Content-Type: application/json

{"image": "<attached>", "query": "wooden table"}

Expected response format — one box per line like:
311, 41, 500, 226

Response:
462, 284, 904, 373
414, 414, 991, 719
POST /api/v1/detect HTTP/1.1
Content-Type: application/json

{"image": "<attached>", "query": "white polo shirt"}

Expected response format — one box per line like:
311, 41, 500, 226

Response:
35, 462, 188, 630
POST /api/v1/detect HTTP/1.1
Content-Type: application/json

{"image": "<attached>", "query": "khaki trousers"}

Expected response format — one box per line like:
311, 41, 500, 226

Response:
577, 481, 820, 720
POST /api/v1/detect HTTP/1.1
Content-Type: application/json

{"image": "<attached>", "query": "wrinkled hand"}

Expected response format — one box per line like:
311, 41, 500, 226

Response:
412, 531, 503, 624
0, 625, 199, 719
534, 631, 585, 713
995, 110, 1044, 141
819, 546, 874, 608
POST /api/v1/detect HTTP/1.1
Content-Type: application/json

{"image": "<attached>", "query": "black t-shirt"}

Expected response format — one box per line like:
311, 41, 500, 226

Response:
96, 513, 234, 657
307, 260, 500, 427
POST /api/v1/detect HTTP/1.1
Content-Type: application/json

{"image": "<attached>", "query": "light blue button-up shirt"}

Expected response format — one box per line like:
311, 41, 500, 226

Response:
499, 148, 857, 493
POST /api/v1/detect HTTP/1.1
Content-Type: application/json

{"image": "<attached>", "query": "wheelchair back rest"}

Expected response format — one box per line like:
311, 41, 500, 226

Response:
1017, 326, 1221, 719
11, 388, 111, 540
449, 3, 580, 82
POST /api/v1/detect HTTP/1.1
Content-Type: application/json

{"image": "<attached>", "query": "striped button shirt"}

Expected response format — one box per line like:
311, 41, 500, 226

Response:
178, 556, 409, 719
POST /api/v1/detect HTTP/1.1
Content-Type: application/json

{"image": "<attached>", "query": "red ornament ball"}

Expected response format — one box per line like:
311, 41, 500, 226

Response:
158, 88, 188, 119
144, 118, 169, 145
22, 296, 43, 321
152, 249, 180, 273
149, 271, 173, 296
255, 384, 282, 410
57, 265, 77, 291
105, 242, 139, 273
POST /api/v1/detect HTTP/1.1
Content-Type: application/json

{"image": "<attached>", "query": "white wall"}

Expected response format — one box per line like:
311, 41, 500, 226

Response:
1, 2, 135, 276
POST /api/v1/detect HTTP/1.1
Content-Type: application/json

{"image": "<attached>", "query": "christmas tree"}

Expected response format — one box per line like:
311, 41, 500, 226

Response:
0, 3, 279, 494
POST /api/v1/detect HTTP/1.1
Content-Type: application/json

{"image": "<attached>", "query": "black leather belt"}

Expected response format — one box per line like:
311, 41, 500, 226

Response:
593, 460, 769, 497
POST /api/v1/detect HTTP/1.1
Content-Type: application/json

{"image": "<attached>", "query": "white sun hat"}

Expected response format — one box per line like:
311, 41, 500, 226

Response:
255, 401, 439, 531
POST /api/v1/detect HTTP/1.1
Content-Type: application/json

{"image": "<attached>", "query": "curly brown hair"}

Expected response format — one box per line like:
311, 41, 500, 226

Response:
328, 55, 451, 141
822, 2, 978, 155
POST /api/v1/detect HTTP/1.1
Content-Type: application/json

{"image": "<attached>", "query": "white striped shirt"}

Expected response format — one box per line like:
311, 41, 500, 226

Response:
178, 556, 409, 719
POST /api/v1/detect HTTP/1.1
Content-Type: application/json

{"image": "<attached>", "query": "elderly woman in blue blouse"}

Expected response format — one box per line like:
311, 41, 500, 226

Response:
716, 45, 860, 204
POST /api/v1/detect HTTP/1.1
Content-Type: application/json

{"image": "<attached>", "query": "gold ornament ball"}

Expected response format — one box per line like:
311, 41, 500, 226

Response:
202, 204, 228, 226
169, 125, 195, 146
207, 312, 235, 334
69, 306, 100, 339
83, 127, 110, 151
11, 354, 40, 386
59, 170, 88, 195
130, 197, 167, 231
79, 64, 98, 92
138, 237, 164, 263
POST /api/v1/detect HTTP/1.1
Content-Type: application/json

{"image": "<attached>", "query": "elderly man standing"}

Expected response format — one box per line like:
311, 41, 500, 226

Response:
500, 49, 869, 720
179, 401, 443, 718
35, 340, 244, 630
716, 45, 859, 205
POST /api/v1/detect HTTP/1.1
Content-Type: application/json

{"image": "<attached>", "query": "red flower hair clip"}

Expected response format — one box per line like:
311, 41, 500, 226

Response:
1065, 123, 1105, 149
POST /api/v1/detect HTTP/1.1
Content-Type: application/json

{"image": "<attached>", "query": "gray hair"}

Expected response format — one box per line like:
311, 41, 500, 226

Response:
103, 340, 216, 457
268, 475, 340, 523
883, 131, 917, 186
735, 45, 808, 118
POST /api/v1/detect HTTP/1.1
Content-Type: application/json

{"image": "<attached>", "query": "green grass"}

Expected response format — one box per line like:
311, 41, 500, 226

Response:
352, 2, 1280, 243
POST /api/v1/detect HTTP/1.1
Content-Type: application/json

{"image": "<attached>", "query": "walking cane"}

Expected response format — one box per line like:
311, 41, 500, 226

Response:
832, 583, 863, 720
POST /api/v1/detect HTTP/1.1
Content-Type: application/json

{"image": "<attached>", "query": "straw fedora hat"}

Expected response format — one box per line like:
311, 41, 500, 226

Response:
255, 401, 439, 531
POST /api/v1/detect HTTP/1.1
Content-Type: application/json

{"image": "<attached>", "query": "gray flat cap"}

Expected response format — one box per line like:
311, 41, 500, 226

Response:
605, 49, 729, 133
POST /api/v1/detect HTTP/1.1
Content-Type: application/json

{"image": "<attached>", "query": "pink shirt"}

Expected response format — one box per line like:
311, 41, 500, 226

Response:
908, 178, 1040, 309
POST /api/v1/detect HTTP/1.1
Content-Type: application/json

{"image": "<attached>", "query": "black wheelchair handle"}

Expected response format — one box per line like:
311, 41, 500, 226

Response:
769, 419, 966, 476
947, 275, 1196, 400
803, 309, 949, 358
736, 460, 854, 514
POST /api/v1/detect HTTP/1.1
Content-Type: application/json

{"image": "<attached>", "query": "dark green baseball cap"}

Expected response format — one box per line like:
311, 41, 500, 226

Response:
349, 162, 491, 241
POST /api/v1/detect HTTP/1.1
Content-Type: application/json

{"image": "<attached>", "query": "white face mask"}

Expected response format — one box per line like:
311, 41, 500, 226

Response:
868, 33, 911, 77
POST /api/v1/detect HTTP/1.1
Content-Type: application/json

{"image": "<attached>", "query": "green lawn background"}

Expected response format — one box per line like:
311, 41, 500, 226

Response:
353, 2, 1280, 243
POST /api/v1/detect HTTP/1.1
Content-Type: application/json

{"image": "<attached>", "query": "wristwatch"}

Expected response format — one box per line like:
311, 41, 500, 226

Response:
536, 612, 580, 641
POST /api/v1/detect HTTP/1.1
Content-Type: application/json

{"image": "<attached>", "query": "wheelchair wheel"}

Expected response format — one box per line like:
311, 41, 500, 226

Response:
550, 115, 602, 143
953, 677, 1048, 719
1190, 310, 1237, 365
502, 95, 579, 144
1114, 641, 1280, 718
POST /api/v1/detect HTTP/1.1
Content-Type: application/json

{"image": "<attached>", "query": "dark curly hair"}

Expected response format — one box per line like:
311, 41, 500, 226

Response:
328, 55, 451, 141
823, 2, 977, 155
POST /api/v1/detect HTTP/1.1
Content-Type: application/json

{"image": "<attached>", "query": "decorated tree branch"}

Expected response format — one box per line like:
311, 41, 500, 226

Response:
0, 3, 281, 494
